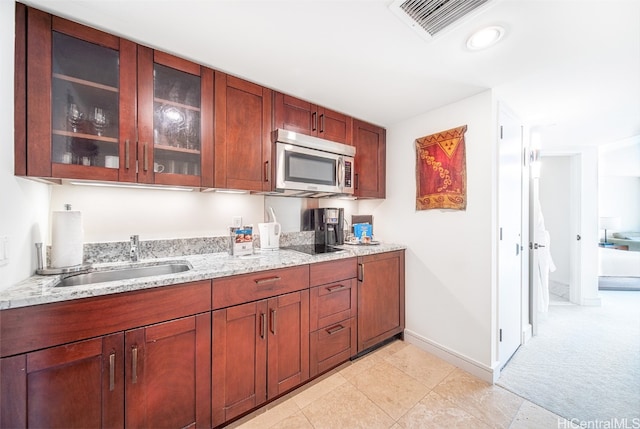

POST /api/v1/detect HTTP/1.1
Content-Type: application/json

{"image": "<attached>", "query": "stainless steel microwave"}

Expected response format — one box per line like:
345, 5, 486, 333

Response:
274, 129, 355, 197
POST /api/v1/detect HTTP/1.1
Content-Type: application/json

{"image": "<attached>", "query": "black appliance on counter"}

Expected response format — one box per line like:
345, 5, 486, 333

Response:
303, 208, 345, 247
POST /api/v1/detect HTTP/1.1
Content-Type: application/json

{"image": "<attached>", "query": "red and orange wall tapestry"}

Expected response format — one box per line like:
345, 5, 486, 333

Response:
415, 125, 468, 211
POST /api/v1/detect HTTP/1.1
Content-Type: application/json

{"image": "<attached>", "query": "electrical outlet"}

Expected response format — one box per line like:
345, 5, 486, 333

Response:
0, 236, 8, 267
232, 216, 242, 228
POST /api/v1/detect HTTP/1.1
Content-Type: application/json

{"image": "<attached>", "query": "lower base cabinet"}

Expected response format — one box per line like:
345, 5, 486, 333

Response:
0, 251, 405, 428
1, 313, 211, 429
212, 290, 309, 427
0, 280, 212, 429
357, 250, 405, 352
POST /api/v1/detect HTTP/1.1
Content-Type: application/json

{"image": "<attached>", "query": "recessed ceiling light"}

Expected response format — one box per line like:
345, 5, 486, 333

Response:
466, 25, 505, 50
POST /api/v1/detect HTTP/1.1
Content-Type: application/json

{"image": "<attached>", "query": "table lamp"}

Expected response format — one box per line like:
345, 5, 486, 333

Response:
599, 216, 621, 244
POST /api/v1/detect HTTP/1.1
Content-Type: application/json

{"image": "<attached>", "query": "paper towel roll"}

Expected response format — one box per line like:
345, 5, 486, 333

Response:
51, 210, 84, 268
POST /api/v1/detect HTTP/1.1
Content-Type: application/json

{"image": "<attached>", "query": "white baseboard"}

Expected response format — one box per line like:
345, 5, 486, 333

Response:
403, 329, 499, 384
522, 323, 532, 344
581, 296, 602, 306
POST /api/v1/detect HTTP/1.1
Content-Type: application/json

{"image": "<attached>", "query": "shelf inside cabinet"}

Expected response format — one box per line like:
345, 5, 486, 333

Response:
154, 98, 201, 112
53, 73, 119, 93
53, 130, 118, 144
154, 144, 200, 155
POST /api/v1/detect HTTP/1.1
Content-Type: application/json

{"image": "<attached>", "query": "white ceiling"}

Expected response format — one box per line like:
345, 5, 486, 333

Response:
23, 0, 640, 150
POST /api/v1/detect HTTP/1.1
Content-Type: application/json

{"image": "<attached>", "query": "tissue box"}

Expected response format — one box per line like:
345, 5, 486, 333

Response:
230, 226, 253, 256
353, 223, 372, 239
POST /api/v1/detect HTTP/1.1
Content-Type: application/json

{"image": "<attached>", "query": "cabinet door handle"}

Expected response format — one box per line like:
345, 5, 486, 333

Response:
319, 113, 325, 133
131, 346, 138, 384
270, 309, 277, 335
355, 173, 359, 190
358, 264, 364, 282
254, 276, 281, 285
143, 143, 149, 172
109, 352, 115, 391
264, 160, 270, 183
260, 313, 266, 339
326, 324, 345, 335
312, 112, 317, 131
326, 284, 346, 293
125, 139, 130, 170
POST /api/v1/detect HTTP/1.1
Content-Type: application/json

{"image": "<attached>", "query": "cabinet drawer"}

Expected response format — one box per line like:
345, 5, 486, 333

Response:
310, 317, 356, 377
309, 257, 357, 287
212, 265, 309, 309
310, 279, 357, 332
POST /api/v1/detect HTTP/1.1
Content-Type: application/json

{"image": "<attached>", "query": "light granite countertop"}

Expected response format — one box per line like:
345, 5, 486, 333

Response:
0, 242, 406, 310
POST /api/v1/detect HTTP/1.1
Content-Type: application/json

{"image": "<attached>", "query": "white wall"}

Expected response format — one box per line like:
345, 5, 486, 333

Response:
0, 1, 51, 290
50, 186, 265, 243
598, 176, 640, 233
598, 141, 640, 234
360, 90, 498, 375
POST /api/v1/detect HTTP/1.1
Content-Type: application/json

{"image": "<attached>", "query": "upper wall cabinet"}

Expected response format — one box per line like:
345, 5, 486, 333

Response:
273, 93, 353, 145
352, 119, 386, 199
137, 48, 214, 187
15, 5, 213, 187
214, 72, 273, 192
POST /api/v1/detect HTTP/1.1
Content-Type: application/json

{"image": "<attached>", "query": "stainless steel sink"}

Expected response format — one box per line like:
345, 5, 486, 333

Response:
58, 263, 191, 287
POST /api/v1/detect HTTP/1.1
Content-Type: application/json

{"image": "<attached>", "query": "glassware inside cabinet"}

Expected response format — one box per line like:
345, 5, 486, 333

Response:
153, 64, 201, 176
51, 31, 120, 168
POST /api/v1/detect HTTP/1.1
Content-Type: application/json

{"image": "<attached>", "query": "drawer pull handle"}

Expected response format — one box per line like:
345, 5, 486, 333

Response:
131, 346, 138, 384
109, 352, 115, 391
326, 324, 345, 335
271, 309, 277, 335
326, 284, 346, 293
358, 264, 364, 282
254, 276, 281, 285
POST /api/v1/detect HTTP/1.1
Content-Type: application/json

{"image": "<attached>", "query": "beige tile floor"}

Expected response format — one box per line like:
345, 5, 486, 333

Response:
226, 340, 568, 429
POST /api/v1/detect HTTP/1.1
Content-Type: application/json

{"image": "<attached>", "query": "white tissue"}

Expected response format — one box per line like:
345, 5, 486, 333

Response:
51, 210, 84, 268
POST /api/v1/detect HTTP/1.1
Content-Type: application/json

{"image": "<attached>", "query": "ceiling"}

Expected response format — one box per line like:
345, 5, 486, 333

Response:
22, 0, 640, 150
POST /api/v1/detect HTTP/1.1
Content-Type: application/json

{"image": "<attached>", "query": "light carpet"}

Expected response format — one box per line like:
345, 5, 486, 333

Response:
497, 291, 640, 423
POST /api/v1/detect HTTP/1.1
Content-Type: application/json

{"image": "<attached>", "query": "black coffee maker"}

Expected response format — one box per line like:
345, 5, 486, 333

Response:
304, 208, 344, 246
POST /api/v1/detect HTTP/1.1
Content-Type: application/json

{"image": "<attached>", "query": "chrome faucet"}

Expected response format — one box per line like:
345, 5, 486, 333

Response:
130, 235, 139, 262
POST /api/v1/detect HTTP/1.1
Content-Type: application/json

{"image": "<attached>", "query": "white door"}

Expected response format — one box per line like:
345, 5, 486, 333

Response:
498, 105, 523, 367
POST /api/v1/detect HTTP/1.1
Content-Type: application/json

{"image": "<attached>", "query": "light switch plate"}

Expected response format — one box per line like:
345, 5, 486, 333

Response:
232, 216, 242, 228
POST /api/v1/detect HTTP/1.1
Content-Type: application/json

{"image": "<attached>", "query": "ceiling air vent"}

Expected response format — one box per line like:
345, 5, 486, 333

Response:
389, 0, 494, 41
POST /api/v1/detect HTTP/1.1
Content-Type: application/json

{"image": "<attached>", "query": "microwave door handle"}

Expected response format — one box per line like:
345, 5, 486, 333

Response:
337, 157, 344, 190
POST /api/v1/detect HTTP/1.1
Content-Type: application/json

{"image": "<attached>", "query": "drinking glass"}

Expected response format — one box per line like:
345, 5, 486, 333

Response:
91, 107, 108, 136
67, 103, 83, 133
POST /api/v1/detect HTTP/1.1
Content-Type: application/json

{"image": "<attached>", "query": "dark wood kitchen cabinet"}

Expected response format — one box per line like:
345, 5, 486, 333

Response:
211, 266, 309, 427
309, 257, 358, 377
214, 72, 273, 192
352, 118, 386, 198
273, 92, 353, 145
137, 48, 214, 187
0, 280, 212, 429
14, 4, 213, 187
357, 250, 405, 352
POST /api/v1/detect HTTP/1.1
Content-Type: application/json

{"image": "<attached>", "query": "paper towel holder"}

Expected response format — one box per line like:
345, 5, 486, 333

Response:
35, 242, 91, 276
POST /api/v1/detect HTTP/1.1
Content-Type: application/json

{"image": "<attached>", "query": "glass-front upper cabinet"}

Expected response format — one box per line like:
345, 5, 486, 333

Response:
137, 48, 213, 187
51, 32, 119, 168
19, 8, 137, 182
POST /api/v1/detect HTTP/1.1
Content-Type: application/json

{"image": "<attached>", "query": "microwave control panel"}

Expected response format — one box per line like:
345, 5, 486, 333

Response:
344, 160, 352, 188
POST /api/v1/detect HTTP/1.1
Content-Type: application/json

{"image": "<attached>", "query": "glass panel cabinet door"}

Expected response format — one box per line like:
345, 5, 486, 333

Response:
153, 64, 201, 177
51, 32, 120, 169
